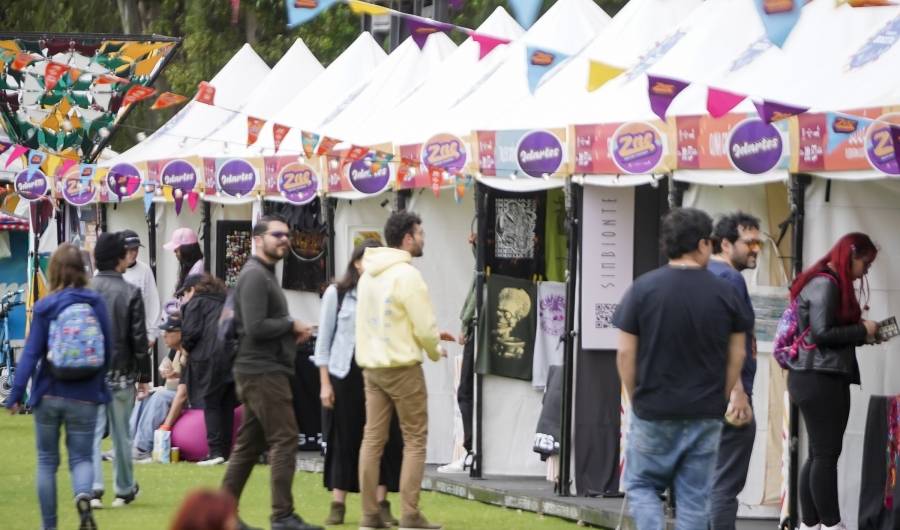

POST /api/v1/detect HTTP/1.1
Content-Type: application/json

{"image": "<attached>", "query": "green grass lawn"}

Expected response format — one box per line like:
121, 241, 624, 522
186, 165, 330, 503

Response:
0, 414, 576, 530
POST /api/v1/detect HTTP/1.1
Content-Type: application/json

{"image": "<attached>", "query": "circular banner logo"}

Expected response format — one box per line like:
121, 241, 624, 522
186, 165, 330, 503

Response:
216, 159, 257, 197
15, 169, 48, 201
61, 169, 97, 206
348, 153, 391, 194
421, 133, 467, 172
278, 162, 318, 204
107, 163, 142, 199
727, 119, 783, 174
516, 130, 563, 178
612, 122, 664, 174
865, 112, 900, 175
161, 159, 198, 195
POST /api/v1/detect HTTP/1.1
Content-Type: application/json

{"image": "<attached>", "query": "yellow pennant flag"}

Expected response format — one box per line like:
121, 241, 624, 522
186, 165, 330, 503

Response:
349, 0, 390, 15
587, 61, 625, 92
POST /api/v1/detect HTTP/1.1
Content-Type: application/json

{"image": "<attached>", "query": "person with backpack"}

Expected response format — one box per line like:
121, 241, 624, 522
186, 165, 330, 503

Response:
783, 233, 883, 530
6, 243, 114, 530
314, 239, 402, 526
90, 232, 149, 509
180, 273, 238, 466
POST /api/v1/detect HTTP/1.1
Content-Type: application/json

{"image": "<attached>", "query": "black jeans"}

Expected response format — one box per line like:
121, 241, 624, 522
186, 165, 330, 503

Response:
204, 382, 239, 459
709, 411, 756, 530
457, 330, 475, 452
788, 370, 851, 527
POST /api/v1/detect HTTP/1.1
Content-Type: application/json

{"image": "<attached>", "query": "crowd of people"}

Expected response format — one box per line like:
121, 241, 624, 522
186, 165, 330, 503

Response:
2, 204, 882, 530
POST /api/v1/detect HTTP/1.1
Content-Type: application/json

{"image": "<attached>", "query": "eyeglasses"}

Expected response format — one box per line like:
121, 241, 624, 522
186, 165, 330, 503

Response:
742, 239, 762, 251
265, 231, 290, 240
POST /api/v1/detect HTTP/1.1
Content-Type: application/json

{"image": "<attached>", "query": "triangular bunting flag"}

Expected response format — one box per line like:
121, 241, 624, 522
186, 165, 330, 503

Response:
587, 61, 625, 92
647, 75, 690, 121
471, 33, 512, 61
151, 92, 189, 110
754, 0, 801, 48
454, 172, 472, 203
707, 88, 746, 118
508, 0, 541, 29
754, 100, 808, 123
273, 124, 290, 154
345, 145, 368, 164
26, 150, 47, 178
174, 195, 183, 215
349, 0, 390, 15
122, 85, 157, 107
11, 52, 33, 71
285, 0, 341, 28
59, 159, 78, 177
5, 145, 28, 168
97, 74, 128, 85
396, 158, 414, 184
370, 151, 394, 174
407, 17, 455, 50
44, 63, 70, 91
247, 117, 266, 146
301, 131, 321, 158
316, 135, 339, 156
196, 81, 216, 105
427, 165, 443, 197
826, 113, 872, 154
188, 191, 199, 213
143, 182, 155, 214
526, 47, 569, 94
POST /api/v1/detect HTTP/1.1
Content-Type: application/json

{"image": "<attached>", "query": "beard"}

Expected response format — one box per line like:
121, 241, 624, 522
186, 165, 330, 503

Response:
262, 241, 288, 262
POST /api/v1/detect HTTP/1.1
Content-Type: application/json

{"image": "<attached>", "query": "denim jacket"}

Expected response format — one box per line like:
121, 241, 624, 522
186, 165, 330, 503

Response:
312, 285, 357, 379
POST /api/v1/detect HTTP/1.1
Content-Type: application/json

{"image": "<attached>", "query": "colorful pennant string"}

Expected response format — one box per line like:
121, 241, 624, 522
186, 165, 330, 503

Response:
507, 0, 542, 30
526, 47, 569, 94
407, 17, 456, 50
471, 34, 512, 60
586, 61, 625, 92
825, 112, 872, 154
754, 99, 809, 123
273, 124, 291, 153
151, 92, 189, 110
647, 75, 690, 121
754, 0, 802, 48
707, 88, 746, 118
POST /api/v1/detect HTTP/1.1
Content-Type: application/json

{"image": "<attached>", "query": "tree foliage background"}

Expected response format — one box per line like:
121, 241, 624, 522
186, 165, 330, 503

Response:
0, 0, 626, 154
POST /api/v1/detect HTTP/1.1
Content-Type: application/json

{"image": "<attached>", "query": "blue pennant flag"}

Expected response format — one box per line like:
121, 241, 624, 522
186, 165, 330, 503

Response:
826, 113, 872, 154
754, 0, 801, 48
509, 0, 541, 30
26, 150, 47, 178
526, 47, 569, 94
285, 0, 340, 29
143, 181, 156, 215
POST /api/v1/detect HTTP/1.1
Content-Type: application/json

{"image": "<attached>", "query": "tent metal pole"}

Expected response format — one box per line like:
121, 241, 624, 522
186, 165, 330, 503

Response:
325, 198, 337, 285
202, 201, 211, 272
558, 178, 579, 497
470, 182, 487, 479
147, 202, 159, 387
98, 203, 107, 233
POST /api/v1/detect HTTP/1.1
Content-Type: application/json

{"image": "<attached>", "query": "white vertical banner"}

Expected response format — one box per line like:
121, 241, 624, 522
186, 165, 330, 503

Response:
579, 185, 635, 350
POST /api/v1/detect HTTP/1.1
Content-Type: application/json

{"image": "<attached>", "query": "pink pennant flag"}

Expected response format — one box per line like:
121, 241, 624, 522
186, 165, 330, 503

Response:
4, 145, 28, 168
188, 191, 199, 212
707, 88, 746, 118
471, 33, 512, 60
59, 159, 78, 176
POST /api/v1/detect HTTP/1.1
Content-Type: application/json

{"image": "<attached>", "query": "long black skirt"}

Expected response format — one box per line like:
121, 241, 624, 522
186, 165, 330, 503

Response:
322, 360, 402, 492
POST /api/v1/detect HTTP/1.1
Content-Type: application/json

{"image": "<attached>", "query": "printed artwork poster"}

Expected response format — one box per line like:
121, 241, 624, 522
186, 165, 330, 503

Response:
282, 229, 328, 295
485, 189, 546, 281
476, 274, 537, 381
348, 225, 385, 258
580, 185, 635, 350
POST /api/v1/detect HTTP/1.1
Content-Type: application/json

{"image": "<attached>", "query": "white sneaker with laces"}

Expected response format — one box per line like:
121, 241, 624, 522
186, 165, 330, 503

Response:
823, 524, 848, 530
437, 452, 472, 474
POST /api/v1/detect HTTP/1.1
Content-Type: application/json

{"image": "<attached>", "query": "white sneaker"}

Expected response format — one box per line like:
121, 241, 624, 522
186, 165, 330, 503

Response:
799, 524, 820, 530
823, 524, 848, 530
437, 452, 472, 474
197, 455, 226, 466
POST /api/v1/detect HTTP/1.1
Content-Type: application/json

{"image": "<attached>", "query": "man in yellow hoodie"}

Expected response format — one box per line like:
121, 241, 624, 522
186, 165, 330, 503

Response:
356, 211, 454, 530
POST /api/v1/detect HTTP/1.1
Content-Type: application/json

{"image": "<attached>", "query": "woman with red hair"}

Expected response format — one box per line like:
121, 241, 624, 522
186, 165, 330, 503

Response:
786, 232, 882, 530
170, 489, 238, 530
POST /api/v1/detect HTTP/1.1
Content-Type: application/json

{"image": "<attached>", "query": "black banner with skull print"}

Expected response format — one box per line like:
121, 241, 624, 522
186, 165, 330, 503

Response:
476, 274, 537, 381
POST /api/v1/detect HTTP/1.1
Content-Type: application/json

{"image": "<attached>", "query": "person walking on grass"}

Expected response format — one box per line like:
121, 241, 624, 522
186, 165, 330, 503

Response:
315, 239, 403, 526
356, 211, 456, 530
220, 215, 322, 530
613, 208, 753, 530
90, 232, 149, 509
6, 243, 114, 530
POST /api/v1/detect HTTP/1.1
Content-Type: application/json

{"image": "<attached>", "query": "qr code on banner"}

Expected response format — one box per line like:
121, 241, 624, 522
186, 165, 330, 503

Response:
595, 303, 618, 329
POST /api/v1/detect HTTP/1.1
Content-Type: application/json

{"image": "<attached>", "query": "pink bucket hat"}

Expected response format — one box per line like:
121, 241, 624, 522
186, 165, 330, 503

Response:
163, 227, 199, 251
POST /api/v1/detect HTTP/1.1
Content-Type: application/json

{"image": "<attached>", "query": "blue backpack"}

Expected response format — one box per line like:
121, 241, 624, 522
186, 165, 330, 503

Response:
46, 303, 106, 380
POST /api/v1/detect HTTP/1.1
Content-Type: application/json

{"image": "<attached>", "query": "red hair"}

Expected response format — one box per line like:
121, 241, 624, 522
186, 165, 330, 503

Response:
170, 489, 237, 530
790, 232, 877, 326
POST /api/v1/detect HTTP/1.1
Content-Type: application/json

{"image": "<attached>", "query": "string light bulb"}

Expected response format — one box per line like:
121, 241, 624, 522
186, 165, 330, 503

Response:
475, 172, 483, 180
280, 191, 286, 197
98, 127, 109, 138
298, 154, 305, 164
236, 192, 242, 199
61, 120, 73, 132
155, 187, 163, 196
364, 158, 373, 167
174, 188, 183, 198
179, 138, 186, 148
650, 175, 660, 188
223, 143, 230, 155
442, 171, 449, 180
119, 186, 127, 195
510, 171, 518, 181
136, 132, 147, 142
612, 175, 620, 185
408, 167, 417, 177
144, 184, 154, 194
542, 173, 550, 181
329, 159, 339, 170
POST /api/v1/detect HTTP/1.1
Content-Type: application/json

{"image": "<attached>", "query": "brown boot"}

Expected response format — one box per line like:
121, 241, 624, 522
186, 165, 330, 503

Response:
379, 500, 398, 527
399, 513, 443, 530
359, 513, 392, 530
324, 501, 345, 526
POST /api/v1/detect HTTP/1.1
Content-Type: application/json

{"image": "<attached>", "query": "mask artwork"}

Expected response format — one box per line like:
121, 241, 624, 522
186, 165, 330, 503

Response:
495, 198, 537, 259
493, 287, 532, 359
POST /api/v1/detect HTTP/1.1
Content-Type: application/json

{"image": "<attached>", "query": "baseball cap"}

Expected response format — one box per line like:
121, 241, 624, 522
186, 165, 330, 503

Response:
163, 227, 199, 251
159, 315, 182, 332
175, 273, 204, 297
122, 229, 143, 249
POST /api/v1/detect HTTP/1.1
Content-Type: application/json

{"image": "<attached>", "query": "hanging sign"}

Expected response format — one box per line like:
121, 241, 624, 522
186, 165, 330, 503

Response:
516, 130, 563, 178
611, 122, 664, 174
216, 158, 258, 197
421, 133, 467, 172
865, 113, 900, 175
264, 156, 318, 204
15, 169, 48, 201
60, 165, 98, 206
348, 152, 391, 194
727, 119, 783, 174
107, 162, 142, 199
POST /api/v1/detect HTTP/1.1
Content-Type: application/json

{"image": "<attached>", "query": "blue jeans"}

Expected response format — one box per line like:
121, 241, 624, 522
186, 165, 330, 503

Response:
33, 396, 98, 530
92, 387, 136, 496
130, 389, 176, 452
623, 414, 723, 530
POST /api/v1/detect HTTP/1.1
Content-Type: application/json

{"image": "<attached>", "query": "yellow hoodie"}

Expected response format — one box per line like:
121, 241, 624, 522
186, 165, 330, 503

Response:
355, 247, 442, 368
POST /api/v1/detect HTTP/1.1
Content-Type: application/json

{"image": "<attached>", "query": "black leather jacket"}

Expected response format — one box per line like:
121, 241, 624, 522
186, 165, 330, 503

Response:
91, 271, 151, 382
787, 271, 867, 384
181, 291, 231, 403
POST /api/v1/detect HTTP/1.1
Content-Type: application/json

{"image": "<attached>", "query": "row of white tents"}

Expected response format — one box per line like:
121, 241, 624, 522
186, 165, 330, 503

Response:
66, 0, 900, 527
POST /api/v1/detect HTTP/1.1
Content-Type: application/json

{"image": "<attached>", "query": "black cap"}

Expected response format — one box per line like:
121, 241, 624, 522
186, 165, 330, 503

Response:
175, 273, 204, 297
122, 229, 143, 249
159, 314, 182, 332
94, 232, 126, 263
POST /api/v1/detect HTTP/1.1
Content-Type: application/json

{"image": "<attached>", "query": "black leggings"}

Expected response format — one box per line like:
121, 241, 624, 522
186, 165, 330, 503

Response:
788, 370, 851, 527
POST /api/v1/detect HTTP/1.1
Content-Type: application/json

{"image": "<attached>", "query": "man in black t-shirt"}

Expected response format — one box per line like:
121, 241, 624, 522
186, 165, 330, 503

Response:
613, 208, 753, 530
